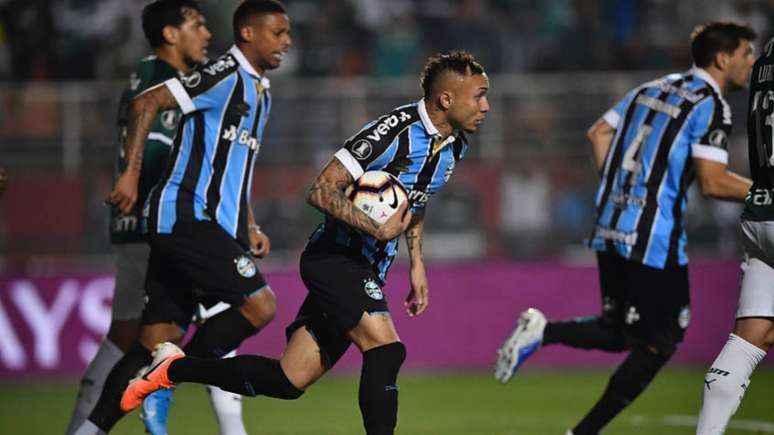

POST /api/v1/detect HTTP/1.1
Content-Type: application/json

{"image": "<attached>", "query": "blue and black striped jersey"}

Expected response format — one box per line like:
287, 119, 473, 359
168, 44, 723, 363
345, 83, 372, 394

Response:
144, 46, 272, 249
589, 68, 731, 269
308, 100, 469, 284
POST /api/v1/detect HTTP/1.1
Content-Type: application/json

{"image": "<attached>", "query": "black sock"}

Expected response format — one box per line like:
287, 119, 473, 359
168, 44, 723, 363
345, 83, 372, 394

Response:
572, 346, 672, 435
88, 342, 152, 431
168, 354, 303, 399
183, 307, 258, 358
543, 316, 627, 352
359, 342, 406, 435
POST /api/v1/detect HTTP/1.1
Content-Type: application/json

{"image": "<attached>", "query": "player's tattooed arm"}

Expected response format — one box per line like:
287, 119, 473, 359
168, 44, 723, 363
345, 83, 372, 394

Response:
405, 208, 426, 265
307, 158, 410, 241
108, 85, 178, 216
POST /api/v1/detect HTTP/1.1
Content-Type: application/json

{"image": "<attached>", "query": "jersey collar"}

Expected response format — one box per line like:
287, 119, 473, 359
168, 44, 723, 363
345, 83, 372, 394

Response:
691, 67, 721, 95
229, 45, 271, 89
418, 99, 457, 151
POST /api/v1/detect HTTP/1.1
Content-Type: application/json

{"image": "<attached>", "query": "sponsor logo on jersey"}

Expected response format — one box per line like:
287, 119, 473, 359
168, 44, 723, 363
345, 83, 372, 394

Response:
221, 125, 261, 152
182, 72, 201, 88
708, 129, 728, 148
365, 111, 412, 142
408, 189, 429, 206
350, 140, 373, 160
203, 57, 237, 76
707, 367, 730, 376
363, 278, 384, 300
235, 255, 257, 278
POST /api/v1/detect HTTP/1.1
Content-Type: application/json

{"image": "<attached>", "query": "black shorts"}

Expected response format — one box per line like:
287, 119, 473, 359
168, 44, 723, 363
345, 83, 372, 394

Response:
596, 250, 691, 349
142, 220, 268, 329
285, 249, 389, 369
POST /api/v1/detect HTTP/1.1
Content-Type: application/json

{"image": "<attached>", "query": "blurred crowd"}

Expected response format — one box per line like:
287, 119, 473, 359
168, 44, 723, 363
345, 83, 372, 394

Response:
2, 0, 774, 82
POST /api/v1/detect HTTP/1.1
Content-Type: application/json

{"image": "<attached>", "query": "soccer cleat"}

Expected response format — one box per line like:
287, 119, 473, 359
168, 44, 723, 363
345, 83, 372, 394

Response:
565, 431, 574, 435
121, 342, 184, 412
494, 308, 546, 383
140, 388, 174, 435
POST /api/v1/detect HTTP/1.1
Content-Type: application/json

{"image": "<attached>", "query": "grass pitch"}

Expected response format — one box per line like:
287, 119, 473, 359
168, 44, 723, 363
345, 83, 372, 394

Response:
2, 368, 772, 435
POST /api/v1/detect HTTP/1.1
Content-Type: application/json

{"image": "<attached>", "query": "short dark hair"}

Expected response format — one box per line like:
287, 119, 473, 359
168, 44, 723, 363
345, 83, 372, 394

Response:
142, 0, 202, 48
420, 50, 485, 99
233, 0, 287, 43
691, 21, 757, 67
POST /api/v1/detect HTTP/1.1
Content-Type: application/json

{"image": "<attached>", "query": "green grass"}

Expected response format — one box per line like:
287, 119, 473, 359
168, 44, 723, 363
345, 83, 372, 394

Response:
2, 368, 773, 434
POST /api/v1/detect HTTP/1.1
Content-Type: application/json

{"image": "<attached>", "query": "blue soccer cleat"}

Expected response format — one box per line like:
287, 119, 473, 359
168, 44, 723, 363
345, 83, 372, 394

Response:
140, 387, 174, 435
494, 308, 546, 383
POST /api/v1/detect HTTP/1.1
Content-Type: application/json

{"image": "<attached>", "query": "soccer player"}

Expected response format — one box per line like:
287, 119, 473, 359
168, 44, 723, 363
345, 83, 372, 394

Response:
494, 22, 756, 435
117, 50, 490, 435
65, 1, 221, 434
72, 1, 291, 434
696, 36, 774, 435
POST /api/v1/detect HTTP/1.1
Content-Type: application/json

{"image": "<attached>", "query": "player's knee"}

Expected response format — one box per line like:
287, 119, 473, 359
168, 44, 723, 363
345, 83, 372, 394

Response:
645, 341, 677, 358
241, 288, 276, 328
363, 342, 406, 373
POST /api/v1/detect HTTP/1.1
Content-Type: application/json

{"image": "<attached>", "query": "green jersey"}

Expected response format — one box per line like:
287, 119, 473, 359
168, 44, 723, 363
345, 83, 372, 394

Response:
110, 55, 182, 243
743, 39, 774, 221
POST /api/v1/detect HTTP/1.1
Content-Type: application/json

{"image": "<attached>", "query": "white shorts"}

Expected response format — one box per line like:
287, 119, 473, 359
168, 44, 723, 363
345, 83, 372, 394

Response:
737, 220, 774, 319
112, 243, 150, 320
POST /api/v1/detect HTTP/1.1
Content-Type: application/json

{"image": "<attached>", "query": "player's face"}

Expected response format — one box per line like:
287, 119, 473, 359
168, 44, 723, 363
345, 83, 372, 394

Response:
246, 13, 292, 73
726, 39, 755, 89
448, 72, 490, 134
175, 8, 211, 64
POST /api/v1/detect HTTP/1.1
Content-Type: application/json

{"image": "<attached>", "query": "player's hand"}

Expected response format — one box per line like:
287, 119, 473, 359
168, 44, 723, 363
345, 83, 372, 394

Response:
107, 171, 140, 216
405, 265, 429, 317
374, 202, 411, 242
0, 167, 7, 197
249, 227, 271, 258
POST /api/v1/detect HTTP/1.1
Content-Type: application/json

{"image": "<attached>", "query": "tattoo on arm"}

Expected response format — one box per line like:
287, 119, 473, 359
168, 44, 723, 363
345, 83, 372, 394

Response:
405, 210, 425, 263
124, 86, 177, 173
307, 158, 381, 235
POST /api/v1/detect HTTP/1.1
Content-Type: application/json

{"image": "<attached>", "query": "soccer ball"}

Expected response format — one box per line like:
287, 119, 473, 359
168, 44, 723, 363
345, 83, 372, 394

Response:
345, 170, 409, 225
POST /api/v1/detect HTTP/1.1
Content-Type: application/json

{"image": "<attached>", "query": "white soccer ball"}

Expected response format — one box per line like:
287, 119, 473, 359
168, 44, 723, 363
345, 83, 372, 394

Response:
345, 170, 409, 225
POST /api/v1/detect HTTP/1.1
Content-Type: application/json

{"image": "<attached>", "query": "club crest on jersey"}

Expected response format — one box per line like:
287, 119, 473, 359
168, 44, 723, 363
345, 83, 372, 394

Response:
182, 71, 201, 88
363, 278, 383, 300
160, 110, 180, 130
678, 306, 691, 329
708, 129, 727, 148
235, 255, 256, 278
350, 140, 373, 160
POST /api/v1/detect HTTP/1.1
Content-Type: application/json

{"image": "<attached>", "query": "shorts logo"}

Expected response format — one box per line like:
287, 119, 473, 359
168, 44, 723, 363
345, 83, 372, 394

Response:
182, 71, 201, 88
235, 255, 256, 278
708, 129, 727, 148
678, 306, 691, 329
363, 278, 383, 300
350, 140, 373, 160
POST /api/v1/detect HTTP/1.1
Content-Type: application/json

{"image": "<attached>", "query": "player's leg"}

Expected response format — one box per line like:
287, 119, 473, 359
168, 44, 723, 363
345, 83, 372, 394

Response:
495, 251, 628, 383
571, 259, 689, 435
74, 242, 194, 435
697, 221, 774, 434
348, 312, 405, 435
65, 244, 147, 434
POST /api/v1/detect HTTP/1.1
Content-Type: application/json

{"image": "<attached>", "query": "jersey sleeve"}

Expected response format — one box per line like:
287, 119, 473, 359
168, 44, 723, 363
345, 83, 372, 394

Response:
334, 113, 410, 179
602, 89, 638, 129
162, 56, 240, 115
689, 96, 731, 164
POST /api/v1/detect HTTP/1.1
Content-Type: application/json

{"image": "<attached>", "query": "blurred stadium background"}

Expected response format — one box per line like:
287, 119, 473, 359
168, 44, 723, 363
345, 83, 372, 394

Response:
1, 0, 773, 434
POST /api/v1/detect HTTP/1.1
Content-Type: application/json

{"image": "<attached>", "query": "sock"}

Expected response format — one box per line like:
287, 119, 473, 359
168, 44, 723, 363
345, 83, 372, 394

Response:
207, 350, 248, 435
169, 355, 303, 399
71, 419, 105, 435
87, 342, 152, 432
573, 346, 672, 435
543, 316, 627, 352
184, 308, 258, 358
696, 334, 767, 435
65, 339, 124, 435
359, 343, 406, 435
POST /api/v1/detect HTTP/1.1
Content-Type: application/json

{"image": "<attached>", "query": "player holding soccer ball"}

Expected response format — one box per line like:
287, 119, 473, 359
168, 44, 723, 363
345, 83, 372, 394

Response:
119, 50, 489, 435
495, 22, 755, 435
